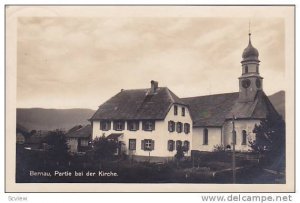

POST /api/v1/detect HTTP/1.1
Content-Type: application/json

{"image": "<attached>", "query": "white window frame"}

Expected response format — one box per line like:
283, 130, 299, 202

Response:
145, 139, 152, 150
145, 121, 153, 131
101, 121, 110, 131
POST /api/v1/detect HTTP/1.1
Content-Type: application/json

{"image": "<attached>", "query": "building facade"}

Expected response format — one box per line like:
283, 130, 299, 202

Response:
90, 33, 281, 159
66, 125, 92, 153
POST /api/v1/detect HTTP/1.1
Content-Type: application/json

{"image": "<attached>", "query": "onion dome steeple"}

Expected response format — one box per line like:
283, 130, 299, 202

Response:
238, 30, 263, 103
242, 32, 260, 62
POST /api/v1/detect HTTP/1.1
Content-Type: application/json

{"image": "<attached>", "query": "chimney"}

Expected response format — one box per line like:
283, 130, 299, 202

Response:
150, 80, 158, 93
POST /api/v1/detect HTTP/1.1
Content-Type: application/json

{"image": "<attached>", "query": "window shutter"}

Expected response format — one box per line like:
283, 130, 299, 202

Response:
127, 122, 130, 131
168, 121, 171, 132
133, 139, 136, 150
177, 122, 182, 133
168, 140, 174, 151
176, 140, 180, 150
151, 140, 155, 150
121, 121, 125, 130
107, 121, 111, 130
174, 105, 178, 115
152, 121, 155, 130
141, 140, 145, 150
113, 121, 116, 130
100, 121, 103, 130
142, 121, 145, 131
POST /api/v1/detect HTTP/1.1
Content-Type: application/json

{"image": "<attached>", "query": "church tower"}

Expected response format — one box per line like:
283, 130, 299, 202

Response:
238, 32, 263, 102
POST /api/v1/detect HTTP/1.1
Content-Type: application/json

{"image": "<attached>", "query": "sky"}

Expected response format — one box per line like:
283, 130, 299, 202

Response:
17, 15, 285, 109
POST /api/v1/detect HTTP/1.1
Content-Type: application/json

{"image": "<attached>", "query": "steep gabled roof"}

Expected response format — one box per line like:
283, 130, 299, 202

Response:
227, 91, 280, 119
182, 90, 280, 127
16, 123, 30, 136
182, 92, 239, 127
90, 87, 186, 121
65, 125, 92, 138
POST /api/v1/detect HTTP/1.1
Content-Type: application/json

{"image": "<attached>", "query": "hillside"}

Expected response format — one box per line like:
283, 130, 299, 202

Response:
17, 108, 95, 131
16, 91, 285, 131
268, 90, 285, 119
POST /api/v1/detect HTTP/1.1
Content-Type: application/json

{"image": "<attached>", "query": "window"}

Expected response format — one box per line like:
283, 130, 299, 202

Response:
242, 130, 247, 145
183, 140, 190, 152
245, 65, 248, 73
176, 122, 183, 133
174, 105, 178, 115
129, 139, 136, 150
168, 121, 175, 132
176, 140, 182, 150
128, 121, 139, 131
141, 139, 154, 151
100, 120, 111, 131
113, 121, 125, 131
182, 107, 185, 116
168, 140, 175, 151
142, 120, 155, 131
203, 128, 208, 145
184, 123, 190, 134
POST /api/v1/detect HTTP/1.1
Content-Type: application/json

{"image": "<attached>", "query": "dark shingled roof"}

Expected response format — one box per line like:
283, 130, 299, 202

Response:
65, 125, 92, 138
227, 91, 279, 120
182, 90, 279, 127
182, 92, 239, 127
16, 123, 30, 136
90, 87, 186, 121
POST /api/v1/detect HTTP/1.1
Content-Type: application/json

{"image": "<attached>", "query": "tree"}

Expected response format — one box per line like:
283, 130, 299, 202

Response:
175, 145, 184, 161
44, 130, 69, 162
249, 114, 285, 169
92, 136, 119, 161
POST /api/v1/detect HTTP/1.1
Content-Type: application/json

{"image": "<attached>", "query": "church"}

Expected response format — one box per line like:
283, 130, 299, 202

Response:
89, 33, 280, 161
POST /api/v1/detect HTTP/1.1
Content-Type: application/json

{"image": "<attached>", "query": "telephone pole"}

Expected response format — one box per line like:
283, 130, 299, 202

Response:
232, 115, 236, 183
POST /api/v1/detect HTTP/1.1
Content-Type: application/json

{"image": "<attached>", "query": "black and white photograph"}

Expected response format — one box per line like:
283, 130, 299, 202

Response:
5, 5, 295, 192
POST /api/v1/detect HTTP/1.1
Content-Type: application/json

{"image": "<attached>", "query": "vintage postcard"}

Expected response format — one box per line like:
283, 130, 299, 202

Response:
5, 5, 295, 192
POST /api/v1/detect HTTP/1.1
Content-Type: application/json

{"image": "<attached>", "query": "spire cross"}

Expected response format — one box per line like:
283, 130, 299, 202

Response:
248, 20, 252, 43
249, 20, 251, 35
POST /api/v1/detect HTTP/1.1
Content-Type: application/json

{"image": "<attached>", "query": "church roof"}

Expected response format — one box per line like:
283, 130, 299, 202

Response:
182, 91, 279, 127
227, 90, 279, 120
90, 87, 187, 121
182, 92, 239, 127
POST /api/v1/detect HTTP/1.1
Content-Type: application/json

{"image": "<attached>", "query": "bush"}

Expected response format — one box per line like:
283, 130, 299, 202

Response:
213, 144, 226, 152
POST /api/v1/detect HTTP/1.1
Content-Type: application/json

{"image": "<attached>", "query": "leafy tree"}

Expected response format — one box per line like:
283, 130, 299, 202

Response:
213, 144, 226, 152
44, 130, 69, 162
92, 136, 119, 160
249, 114, 285, 169
175, 145, 185, 161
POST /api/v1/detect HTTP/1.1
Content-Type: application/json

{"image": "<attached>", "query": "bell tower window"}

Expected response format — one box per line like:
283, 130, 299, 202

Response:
245, 65, 248, 74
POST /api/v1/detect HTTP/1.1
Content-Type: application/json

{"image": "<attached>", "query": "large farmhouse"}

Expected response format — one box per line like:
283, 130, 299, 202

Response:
90, 81, 193, 160
90, 33, 280, 161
